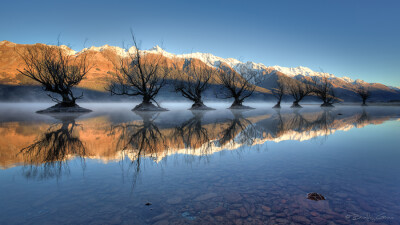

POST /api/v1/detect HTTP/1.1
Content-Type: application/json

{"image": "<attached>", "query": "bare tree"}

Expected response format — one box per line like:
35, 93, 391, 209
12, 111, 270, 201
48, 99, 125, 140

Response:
107, 32, 170, 111
173, 58, 215, 110
272, 75, 289, 108
312, 75, 336, 107
216, 65, 260, 109
286, 77, 314, 108
17, 42, 92, 111
356, 86, 371, 106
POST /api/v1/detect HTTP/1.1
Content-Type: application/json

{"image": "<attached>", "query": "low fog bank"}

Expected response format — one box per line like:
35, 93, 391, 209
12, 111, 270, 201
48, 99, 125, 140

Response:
1, 102, 399, 125
3, 84, 399, 105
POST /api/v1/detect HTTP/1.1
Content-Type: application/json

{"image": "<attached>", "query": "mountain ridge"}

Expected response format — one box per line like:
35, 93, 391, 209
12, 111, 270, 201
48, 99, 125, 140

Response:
1, 40, 399, 102
1, 40, 393, 87
0, 40, 381, 86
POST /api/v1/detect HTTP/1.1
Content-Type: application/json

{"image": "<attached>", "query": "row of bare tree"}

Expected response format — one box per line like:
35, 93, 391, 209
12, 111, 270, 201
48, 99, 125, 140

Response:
17, 37, 372, 111
271, 74, 371, 108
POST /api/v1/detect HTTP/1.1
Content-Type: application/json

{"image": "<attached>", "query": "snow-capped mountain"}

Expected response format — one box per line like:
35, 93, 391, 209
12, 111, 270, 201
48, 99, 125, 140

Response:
142, 45, 362, 85
389, 86, 400, 91
0, 40, 387, 88
80, 43, 400, 101
74, 43, 391, 89
142, 46, 400, 94
271, 65, 355, 84
1, 40, 399, 102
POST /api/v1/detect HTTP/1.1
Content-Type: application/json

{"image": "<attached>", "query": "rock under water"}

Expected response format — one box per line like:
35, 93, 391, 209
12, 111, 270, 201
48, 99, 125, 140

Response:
291, 102, 302, 108
132, 102, 168, 111
321, 103, 334, 107
189, 102, 215, 110
36, 104, 92, 113
273, 104, 281, 108
228, 104, 254, 110
307, 192, 326, 201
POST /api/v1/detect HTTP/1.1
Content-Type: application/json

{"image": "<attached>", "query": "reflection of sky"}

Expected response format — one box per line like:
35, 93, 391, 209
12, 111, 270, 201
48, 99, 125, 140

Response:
1, 1, 400, 86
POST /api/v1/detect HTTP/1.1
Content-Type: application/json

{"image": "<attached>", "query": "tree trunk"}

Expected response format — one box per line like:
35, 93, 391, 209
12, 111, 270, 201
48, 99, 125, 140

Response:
273, 101, 281, 108
142, 95, 151, 104
132, 94, 167, 111
362, 98, 367, 106
291, 101, 302, 108
189, 98, 215, 110
321, 101, 334, 107
194, 97, 203, 105
191, 100, 205, 108
231, 98, 243, 107
60, 93, 76, 107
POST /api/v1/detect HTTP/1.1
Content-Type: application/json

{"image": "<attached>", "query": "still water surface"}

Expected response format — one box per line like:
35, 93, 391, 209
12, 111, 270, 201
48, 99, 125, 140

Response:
0, 103, 399, 224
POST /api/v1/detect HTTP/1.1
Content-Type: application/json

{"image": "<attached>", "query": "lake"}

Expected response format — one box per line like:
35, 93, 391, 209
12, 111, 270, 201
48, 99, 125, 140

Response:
0, 103, 399, 224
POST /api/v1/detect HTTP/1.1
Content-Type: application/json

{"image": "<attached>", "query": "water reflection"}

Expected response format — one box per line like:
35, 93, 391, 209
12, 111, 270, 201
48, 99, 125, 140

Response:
110, 112, 166, 185
0, 105, 400, 224
356, 108, 369, 126
275, 108, 336, 140
218, 110, 257, 147
18, 114, 86, 180
111, 112, 166, 159
0, 106, 398, 173
173, 111, 213, 161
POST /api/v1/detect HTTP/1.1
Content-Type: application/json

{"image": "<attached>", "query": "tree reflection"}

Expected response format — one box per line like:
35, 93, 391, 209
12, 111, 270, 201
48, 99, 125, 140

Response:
174, 111, 210, 151
19, 114, 86, 180
272, 109, 312, 137
172, 111, 213, 163
110, 112, 166, 185
314, 109, 336, 137
6, 107, 397, 184
273, 108, 336, 141
355, 108, 369, 126
287, 109, 315, 133
218, 110, 257, 147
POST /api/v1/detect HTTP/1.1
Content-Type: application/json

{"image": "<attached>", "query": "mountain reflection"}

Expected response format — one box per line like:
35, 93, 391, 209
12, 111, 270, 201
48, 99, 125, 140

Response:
0, 107, 398, 171
18, 114, 86, 179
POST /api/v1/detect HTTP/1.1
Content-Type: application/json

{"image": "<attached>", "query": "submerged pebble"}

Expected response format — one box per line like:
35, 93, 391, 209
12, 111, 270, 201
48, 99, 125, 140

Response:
307, 193, 326, 201
181, 212, 196, 220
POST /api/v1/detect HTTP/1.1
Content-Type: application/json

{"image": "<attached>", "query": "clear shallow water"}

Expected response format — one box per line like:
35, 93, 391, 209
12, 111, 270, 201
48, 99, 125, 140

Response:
0, 103, 399, 224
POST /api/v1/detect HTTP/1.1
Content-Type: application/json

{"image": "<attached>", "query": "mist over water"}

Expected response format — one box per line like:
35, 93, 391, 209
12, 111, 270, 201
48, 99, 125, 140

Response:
0, 103, 399, 224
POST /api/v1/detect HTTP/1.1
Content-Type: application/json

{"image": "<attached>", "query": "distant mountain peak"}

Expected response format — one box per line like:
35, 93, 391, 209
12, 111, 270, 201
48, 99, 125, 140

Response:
148, 45, 164, 52
0, 40, 16, 47
271, 65, 332, 77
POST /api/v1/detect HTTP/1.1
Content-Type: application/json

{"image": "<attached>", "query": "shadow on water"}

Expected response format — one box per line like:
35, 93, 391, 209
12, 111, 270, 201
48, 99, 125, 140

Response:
18, 114, 87, 180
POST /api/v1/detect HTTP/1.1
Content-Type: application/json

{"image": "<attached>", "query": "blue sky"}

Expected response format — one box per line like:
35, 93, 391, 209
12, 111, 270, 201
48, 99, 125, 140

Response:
1, 0, 399, 86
